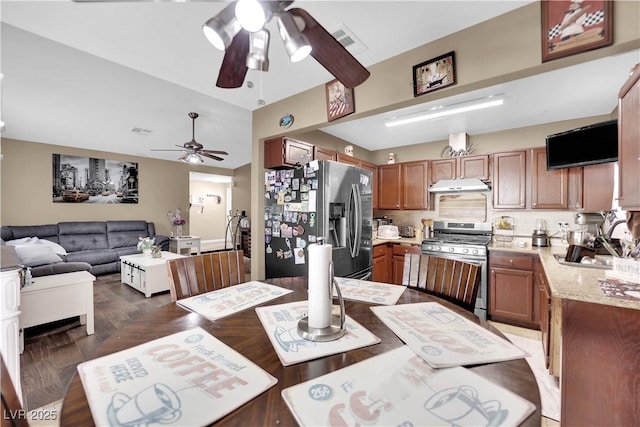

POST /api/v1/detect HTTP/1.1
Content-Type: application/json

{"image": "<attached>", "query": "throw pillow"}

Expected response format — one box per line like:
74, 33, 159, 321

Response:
38, 238, 68, 255
14, 244, 63, 267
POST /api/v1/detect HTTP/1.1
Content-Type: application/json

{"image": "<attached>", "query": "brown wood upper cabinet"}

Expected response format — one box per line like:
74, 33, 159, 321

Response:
530, 147, 569, 209
569, 162, 615, 211
264, 137, 314, 169
492, 150, 526, 209
402, 161, 430, 209
314, 146, 337, 161
378, 161, 429, 210
378, 164, 402, 209
618, 63, 640, 210
431, 155, 489, 182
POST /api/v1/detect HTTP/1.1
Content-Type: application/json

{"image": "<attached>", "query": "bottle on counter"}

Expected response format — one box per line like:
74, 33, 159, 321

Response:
23, 267, 32, 286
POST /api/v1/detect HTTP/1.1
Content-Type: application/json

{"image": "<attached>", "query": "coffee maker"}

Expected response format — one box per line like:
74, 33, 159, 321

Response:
531, 219, 549, 247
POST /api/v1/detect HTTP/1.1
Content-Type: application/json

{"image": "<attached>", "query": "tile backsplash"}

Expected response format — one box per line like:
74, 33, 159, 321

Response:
375, 190, 608, 241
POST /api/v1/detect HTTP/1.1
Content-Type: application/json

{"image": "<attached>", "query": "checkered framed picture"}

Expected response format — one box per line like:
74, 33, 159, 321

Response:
541, 0, 613, 62
325, 79, 355, 122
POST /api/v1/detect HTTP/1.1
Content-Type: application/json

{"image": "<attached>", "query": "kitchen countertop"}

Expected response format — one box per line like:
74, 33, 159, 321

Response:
373, 236, 423, 246
489, 241, 640, 311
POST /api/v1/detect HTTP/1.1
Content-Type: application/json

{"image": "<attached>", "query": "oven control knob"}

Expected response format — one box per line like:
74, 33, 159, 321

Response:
472, 249, 479, 255
427, 245, 433, 251
436, 246, 441, 251
463, 248, 469, 254
448, 247, 454, 252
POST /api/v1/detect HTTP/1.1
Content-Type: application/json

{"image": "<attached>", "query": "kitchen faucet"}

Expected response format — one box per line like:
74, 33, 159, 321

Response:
597, 219, 627, 257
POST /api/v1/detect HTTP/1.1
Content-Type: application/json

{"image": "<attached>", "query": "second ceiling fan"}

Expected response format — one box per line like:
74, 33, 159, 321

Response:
151, 112, 228, 163
203, 0, 370, 89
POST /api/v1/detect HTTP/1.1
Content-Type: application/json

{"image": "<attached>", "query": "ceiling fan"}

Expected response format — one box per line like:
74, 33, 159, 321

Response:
151, 112, 228, 163
203, 0, 370, 89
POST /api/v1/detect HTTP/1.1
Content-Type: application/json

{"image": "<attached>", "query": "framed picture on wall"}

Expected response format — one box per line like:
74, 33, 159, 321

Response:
325, 79, 355, 122
412, 51, 456, 97
541, 0, 613, 62
52, 154, 138, 204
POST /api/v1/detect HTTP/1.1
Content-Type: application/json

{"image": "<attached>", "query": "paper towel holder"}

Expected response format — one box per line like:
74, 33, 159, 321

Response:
297, 258, 346, 342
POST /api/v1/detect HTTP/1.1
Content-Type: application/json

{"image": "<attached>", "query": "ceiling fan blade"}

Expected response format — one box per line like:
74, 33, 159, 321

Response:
150, 149, 186, 152
216, 30, 250, 89
289, 8, 370, 89
201, 149, 229, 155
200, 152, 224, 162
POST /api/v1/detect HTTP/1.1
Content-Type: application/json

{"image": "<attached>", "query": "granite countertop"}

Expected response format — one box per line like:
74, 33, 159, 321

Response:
489, 240, 640, 311
373, 237, 423, 246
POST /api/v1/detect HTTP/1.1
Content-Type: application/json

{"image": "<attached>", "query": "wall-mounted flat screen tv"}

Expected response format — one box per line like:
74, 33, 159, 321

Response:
546, 120, 618, 170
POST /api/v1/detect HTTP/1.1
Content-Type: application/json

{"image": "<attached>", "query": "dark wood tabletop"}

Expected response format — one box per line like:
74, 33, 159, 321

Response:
60, 277, 541, 426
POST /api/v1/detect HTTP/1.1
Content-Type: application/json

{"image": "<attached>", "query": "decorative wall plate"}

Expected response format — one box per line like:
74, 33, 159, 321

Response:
279, 114, 294, 128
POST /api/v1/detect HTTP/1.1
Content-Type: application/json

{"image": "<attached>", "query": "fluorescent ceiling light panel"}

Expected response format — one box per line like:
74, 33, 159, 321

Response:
385, 95, 504, 127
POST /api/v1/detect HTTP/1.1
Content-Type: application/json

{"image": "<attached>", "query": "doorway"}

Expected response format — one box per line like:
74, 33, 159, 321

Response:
189, 172, 232, 252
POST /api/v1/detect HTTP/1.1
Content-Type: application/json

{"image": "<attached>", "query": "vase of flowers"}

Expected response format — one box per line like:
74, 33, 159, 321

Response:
137, 236, 155, 255
168, 208, 186, 237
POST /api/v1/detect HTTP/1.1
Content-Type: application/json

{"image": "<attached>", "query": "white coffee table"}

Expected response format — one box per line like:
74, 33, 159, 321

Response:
20, 270, 96, 354
120, 251, 186, 298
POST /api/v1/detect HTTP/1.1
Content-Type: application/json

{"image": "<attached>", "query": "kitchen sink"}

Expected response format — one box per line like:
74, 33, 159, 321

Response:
553, 254, 613, 270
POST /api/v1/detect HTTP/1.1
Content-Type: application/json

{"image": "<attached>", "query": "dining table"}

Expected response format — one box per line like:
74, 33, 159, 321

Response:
60, 276, 541, 426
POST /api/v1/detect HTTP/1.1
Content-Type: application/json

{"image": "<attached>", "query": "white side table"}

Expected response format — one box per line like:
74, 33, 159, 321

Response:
169, 235, 201, 255
21, 270, 96, 354
120, 251, 186, 298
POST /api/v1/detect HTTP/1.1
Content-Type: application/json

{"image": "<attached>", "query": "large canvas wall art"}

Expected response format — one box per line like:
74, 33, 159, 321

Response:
52, 154, 139, 204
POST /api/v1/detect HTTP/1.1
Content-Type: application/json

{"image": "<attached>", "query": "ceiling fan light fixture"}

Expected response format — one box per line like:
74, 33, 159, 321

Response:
235, 0, 266, 32
246, 29, 270, 71
202, 2, 242, 51
277, 12, 311, 63
180, 152, 205, 164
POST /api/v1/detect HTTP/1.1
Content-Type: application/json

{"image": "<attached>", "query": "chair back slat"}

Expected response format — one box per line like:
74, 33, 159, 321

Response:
166, 250, 245, 301
403, 254, 481, 313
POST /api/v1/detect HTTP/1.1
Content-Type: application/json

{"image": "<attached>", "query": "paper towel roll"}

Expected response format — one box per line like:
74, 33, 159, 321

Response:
307, 242, 332, 329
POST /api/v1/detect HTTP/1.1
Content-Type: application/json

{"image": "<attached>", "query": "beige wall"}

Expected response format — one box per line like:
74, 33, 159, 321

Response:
0, 138, 234, 237
188, 180, 230, 240
250, 1, 640, 279
231, 162, 251, 218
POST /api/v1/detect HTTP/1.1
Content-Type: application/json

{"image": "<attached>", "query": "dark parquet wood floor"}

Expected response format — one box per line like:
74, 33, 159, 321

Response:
19, 273, 172, 410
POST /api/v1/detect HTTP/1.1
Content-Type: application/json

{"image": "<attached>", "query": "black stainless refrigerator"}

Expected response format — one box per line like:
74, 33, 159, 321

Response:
264, 160, 373, 279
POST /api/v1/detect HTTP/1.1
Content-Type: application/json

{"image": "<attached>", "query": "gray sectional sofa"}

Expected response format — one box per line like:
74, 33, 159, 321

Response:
1, 220, 169, 277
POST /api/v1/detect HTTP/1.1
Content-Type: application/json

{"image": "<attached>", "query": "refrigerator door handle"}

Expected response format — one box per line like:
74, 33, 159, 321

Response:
349, 183, 362, 258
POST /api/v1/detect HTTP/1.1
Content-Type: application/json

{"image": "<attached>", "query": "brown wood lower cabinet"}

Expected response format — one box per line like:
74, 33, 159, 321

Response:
561, 299, 640, 425
372, 244, 390, 283
488, 251, 539, 328
392, 244, 421, 285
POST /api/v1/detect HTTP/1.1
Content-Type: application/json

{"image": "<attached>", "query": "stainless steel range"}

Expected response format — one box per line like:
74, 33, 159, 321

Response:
421, 221, 492, 320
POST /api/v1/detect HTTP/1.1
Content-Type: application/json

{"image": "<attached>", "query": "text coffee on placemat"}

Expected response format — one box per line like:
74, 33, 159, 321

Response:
77, 327, 276, 426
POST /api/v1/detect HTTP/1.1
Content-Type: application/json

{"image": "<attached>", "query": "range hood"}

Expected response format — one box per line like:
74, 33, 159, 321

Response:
429, 177, 490, 193
428, 133, 491, 193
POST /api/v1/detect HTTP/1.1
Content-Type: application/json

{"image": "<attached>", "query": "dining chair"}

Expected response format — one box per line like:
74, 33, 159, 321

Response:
1, 355, 29, 427
166, 250, 246, 301
402, 253, 481, 313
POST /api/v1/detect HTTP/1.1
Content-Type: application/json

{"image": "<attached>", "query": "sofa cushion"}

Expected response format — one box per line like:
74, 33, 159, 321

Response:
65, 249, 119, 265
1, 224, 59, 243
13, 244, 63, 267
6, 237, 68, 256
58, 222, 108, 252
31, 262, 92, 277
107, 221, 150, 249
